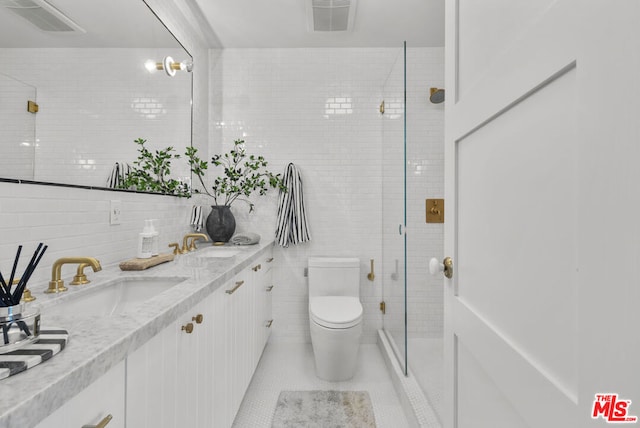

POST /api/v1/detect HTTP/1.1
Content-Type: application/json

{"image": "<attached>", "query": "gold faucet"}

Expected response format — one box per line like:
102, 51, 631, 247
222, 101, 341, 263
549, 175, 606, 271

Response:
181, 233, 210, 253
46, 257, 102, 293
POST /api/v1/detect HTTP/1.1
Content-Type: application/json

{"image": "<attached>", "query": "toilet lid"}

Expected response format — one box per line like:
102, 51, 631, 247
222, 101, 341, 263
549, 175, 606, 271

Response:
310, 296, 363, 329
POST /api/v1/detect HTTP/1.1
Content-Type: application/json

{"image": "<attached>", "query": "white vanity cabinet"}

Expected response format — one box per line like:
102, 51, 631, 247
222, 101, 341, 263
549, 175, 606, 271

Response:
127, 248, 274, 428
126, 296, 214, 428
35, 360, 125, 428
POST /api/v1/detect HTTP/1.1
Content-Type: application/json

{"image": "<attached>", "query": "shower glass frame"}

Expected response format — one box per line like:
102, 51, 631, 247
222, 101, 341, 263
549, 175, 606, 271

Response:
381, 41, 408, 375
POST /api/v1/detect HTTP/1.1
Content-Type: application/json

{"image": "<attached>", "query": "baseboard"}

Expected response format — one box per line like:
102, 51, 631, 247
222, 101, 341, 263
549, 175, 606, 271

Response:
377, 330, 441, 428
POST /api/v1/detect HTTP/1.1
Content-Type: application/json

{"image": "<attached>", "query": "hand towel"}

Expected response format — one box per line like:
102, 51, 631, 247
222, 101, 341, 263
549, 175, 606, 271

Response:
106, 162, 131, 189
275, 163, 311, 247
190, 205, 203, 232
230, 232, 261, 245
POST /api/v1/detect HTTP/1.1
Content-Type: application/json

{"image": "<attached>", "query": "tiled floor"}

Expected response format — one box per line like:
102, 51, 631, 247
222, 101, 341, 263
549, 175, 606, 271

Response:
408, 338, 443, 423
233, 343, 410, 428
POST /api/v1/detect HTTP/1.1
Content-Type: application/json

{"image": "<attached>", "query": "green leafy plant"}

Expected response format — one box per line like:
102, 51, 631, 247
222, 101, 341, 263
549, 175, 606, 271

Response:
186, 139, 285, 212
120, 138, 190, 196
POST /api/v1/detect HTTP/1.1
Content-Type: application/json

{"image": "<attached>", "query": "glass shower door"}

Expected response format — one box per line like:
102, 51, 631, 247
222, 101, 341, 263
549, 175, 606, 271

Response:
381, 42, 407, 374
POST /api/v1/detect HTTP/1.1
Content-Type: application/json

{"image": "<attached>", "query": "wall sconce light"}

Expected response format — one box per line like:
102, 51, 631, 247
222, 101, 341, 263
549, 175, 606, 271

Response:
144, 56, 193, 77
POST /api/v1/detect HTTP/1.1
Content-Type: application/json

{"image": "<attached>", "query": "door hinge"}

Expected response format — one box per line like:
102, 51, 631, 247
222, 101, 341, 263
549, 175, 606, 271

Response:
27, 100, 39, 114
379, 301, 386, 314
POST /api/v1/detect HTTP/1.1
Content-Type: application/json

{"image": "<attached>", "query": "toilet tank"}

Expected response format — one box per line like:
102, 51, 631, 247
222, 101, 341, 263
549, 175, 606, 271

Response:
308, 257, 360, 298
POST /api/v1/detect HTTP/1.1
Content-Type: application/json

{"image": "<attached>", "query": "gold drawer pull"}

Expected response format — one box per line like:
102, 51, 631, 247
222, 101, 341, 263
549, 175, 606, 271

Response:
266, 257, 274, 263
181, 323, 194, 334
82, 414, 113, 428
266, 319, 273, 328
266, 285, 274, 292
226, 280, 244, 294
192, 314, 203, 324
252, 264, 262, 272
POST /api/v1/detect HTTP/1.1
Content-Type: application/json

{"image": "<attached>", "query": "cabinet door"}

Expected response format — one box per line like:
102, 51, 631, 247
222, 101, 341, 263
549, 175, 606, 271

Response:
126, 315, 180, 428
36, 360, 125, 428
212, 282, 230, 428
213, 269, 254, 427
192, 297, 214, 428
126, 296, 215, 428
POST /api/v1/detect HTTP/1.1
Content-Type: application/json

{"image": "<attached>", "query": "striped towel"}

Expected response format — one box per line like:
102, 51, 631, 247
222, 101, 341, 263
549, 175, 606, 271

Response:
190, 206, 203, 231
275, 163, 311, 247
107, 162, 131, 189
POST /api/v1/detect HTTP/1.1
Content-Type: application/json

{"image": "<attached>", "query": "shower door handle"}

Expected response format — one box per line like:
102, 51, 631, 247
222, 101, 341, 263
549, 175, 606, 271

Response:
429, 257, 453, 279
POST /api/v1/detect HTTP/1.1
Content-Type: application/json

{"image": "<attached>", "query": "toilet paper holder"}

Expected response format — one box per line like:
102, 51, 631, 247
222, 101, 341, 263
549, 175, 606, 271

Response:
367, 259, 375, 281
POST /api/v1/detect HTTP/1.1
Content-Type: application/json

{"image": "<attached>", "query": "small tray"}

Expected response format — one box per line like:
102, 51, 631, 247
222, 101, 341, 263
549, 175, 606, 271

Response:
0, 304, 41, 354
0, 329, 68, 380
119, 253, 175, 271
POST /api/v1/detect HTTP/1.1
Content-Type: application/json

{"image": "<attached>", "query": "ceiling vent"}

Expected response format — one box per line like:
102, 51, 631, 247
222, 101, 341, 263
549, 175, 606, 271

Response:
307, 0, 357, 32
0, 0, 85, 32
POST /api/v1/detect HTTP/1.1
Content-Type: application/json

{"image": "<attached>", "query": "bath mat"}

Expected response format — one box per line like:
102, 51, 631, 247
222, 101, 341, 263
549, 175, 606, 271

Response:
272, 390, 376, 428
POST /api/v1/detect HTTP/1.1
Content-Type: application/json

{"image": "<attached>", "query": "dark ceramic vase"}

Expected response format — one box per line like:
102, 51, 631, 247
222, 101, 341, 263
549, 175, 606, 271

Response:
205, 205, 236, 243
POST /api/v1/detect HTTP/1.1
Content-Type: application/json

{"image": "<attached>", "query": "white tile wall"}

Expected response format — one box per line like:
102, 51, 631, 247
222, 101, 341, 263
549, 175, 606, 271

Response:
406, 48, 445, 338
0, 182, 193, 291
212, 47, 444, 344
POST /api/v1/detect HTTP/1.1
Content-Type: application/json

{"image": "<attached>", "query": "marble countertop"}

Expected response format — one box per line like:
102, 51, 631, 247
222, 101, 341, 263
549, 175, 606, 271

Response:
0, 241, 274, 428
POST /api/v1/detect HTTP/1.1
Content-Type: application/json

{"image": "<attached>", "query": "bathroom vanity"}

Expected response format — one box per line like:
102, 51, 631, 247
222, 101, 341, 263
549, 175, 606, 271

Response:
0, 242, 274, 428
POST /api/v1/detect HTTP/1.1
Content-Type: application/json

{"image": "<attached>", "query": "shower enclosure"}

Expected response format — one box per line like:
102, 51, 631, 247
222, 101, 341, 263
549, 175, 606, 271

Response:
381, 42, 445, 423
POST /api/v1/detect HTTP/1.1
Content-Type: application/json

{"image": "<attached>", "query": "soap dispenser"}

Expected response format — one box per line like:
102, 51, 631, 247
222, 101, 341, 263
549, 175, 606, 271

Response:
137, 220, 154, 259
149, 219, 159, 256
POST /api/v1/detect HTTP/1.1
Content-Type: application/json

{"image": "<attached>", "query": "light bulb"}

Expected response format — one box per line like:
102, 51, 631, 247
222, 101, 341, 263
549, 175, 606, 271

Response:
144, 59, 161, 73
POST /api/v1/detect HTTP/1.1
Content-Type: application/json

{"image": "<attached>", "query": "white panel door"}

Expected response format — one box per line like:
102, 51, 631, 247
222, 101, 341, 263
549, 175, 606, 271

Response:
444, 0, 640, 426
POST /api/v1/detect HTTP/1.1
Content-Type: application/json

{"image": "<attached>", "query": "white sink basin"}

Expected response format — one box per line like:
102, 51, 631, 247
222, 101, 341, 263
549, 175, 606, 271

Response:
196, 247, 242, 258
43, 276, 188, 318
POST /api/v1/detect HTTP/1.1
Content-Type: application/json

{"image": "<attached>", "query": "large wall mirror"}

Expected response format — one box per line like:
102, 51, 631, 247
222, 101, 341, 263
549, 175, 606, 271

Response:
0, 0, 192, 194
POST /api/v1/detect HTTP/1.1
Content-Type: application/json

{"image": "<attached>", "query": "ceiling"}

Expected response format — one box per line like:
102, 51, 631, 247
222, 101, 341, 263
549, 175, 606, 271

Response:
194, 0, 445, 48
0, 0, 180, 48
0, 0, 444, 49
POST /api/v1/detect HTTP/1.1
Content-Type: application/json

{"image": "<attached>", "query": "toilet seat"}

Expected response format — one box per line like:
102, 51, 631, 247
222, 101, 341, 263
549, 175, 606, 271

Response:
310, 296, 363, 329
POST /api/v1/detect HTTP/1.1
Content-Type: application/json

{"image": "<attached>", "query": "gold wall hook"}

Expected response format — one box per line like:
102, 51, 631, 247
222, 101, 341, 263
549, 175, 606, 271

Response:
367, 259, 375, 281
379, 101, 385, 114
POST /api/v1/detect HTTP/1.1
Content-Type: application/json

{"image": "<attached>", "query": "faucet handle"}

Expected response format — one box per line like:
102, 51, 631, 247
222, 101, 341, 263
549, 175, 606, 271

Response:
188, 237, 198, 251
168, 243, 180, 255
70, 263, 91, 285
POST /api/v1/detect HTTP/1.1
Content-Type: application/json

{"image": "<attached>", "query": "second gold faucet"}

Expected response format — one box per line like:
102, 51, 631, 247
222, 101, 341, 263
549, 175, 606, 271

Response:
181, 233, 210, 254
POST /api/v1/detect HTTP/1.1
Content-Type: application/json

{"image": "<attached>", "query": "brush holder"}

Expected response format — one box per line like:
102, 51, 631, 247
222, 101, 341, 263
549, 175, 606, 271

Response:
0, 303, 40, 354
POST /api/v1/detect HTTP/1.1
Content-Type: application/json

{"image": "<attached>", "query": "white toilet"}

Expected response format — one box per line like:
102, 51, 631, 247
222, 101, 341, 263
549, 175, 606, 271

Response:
308, 257, 363, 381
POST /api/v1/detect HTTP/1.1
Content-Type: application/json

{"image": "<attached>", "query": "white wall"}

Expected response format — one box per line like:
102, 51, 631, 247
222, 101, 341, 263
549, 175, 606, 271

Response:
212, 47, 444, 344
